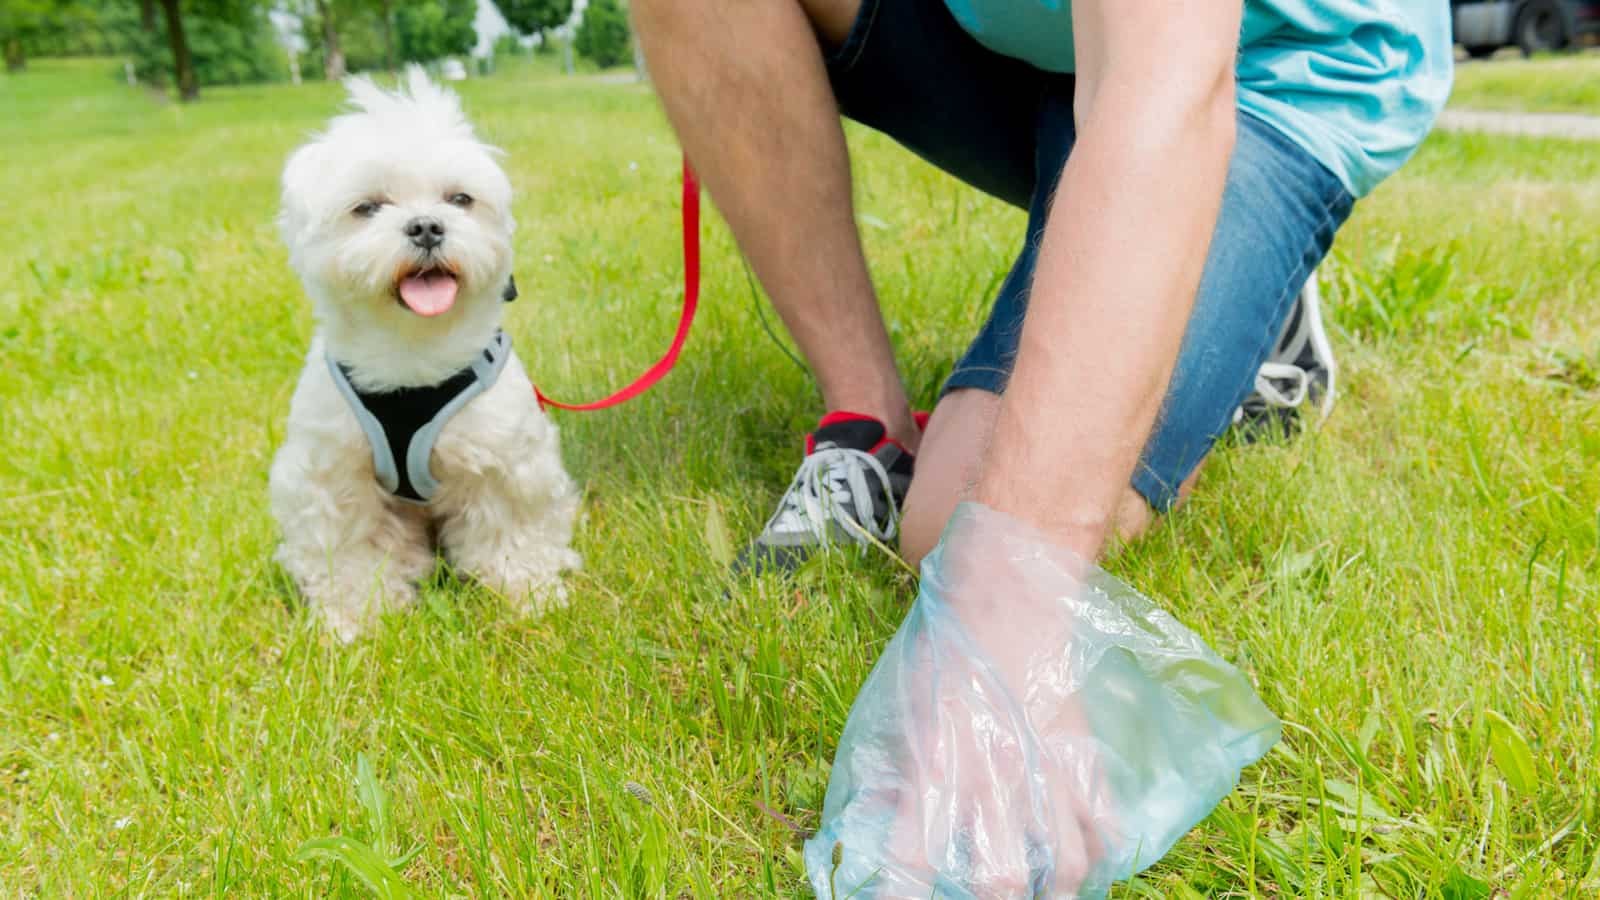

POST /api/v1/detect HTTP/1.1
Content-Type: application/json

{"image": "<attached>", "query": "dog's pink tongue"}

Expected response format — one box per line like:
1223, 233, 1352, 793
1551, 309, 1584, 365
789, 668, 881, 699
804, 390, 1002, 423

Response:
398, 272, 458, 317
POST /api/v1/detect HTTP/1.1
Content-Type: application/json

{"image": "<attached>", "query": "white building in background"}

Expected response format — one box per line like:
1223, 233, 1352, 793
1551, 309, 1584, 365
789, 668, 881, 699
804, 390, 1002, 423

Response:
472, 0, 512, 58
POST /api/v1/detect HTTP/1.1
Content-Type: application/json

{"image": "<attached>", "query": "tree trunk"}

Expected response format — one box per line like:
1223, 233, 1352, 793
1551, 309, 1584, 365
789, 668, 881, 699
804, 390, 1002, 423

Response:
4, 38, 24, 72
380, 0, 395, 73
159, 0, 199, 101
315, 0, 345, 80
140, 0, 158, 33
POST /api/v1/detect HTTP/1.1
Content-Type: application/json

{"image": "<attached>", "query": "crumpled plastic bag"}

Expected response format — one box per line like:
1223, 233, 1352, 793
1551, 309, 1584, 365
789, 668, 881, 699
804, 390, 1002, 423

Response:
804, 502, 1280, 898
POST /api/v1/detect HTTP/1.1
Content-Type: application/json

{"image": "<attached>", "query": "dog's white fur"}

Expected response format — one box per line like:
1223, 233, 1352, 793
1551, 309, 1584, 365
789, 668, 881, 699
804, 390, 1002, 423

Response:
270, 68, 579, 641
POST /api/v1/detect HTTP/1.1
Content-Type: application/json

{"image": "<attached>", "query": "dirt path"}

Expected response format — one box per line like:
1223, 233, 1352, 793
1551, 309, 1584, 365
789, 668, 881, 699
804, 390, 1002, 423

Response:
1437, 108, 1600, 140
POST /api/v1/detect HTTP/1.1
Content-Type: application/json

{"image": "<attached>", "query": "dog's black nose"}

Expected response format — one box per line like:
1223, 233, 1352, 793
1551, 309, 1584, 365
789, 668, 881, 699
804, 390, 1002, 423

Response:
404, 216, 445, 250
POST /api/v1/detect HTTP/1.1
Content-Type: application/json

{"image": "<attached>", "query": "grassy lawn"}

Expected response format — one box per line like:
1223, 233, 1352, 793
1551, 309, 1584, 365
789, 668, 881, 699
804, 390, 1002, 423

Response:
2, 57, 1598, 897
1451, 52, 1600, 114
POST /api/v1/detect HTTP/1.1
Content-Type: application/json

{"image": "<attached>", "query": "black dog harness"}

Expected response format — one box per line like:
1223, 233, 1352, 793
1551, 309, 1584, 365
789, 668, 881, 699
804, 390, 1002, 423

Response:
326, 278, 520, 504
327, 329, 513, 505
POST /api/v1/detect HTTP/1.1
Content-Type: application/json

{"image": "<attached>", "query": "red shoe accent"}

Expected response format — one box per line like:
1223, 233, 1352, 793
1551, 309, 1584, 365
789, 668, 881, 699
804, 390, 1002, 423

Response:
804, 410, 930, 456
816, 410, 883, 429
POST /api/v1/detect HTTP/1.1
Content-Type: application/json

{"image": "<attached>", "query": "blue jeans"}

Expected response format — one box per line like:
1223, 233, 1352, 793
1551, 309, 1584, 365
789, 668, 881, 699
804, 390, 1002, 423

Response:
827, 0, 1355, 510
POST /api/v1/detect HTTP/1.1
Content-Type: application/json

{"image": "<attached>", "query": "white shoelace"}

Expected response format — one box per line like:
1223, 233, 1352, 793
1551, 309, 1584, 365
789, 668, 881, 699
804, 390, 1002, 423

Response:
764, 446, 899, 544
1251, 361, 1311, 409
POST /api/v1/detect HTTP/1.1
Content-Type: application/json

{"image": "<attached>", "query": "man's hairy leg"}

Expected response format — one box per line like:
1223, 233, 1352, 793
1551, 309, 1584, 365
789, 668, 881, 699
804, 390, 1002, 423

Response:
632, 0, 919, 448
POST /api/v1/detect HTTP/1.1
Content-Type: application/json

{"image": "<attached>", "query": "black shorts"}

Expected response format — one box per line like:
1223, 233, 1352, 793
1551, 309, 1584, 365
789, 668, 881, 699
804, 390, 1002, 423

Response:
821, 0, 1353, 510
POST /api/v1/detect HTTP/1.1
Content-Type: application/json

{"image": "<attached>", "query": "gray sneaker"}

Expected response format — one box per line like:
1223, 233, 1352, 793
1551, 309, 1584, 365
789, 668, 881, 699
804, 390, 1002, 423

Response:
731, 412, 917, 577
1236, 273, 1337, 435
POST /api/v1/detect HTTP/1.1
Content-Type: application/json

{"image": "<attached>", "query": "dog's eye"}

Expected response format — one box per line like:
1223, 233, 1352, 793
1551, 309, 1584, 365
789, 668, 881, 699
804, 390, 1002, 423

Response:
352, 200, 385, 218
448, 192, 474, 208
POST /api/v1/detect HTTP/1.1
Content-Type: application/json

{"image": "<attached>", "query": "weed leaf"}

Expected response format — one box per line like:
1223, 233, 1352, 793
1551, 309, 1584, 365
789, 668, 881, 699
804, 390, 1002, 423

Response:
1484, 709, 1538, 796
295, 836, 417, 899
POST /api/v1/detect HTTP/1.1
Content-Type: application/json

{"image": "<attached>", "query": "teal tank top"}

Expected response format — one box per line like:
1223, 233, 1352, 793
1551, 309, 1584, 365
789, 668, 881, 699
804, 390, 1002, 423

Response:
943, 0, 1453, 197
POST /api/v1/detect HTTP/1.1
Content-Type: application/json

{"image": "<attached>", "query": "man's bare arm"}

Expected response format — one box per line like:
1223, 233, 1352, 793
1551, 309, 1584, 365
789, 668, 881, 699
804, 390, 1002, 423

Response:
974, 0, 1244, 559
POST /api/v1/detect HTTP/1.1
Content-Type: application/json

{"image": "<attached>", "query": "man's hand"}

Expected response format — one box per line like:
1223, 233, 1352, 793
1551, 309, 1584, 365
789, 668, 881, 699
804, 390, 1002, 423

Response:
804, 504, 1282, 896
974, 0, 1244, 559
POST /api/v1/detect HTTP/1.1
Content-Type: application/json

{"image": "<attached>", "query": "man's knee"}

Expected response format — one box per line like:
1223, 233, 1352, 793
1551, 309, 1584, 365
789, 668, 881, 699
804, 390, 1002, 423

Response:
1113, 488, 1158, 545
899, 504, 941, 572
1114, 462, 1203, 545
896, 390, 1001, 572
798, 0, 862, 46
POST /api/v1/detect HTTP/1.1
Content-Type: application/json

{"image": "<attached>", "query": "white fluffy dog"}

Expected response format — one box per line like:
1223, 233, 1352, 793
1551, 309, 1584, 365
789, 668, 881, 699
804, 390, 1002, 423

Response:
270, 68, 579, 641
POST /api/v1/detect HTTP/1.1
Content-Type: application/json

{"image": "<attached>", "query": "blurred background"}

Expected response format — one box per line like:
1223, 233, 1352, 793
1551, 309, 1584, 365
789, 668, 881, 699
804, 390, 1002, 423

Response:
1, 0, 638, 97
3, 0, 1599, 103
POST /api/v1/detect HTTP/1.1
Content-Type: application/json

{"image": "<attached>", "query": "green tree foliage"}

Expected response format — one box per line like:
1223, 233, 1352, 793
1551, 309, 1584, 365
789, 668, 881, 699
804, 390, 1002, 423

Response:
156, 0, 196, 98
2, 0, 174, 70
2, 0, 98, 70
1, 0, 46, 70
374, 0, 395, 72
313, 0, 343, 79
491, 31, 522, 59
127, 0, 284, 93
395, 0, 474, 63
299, 0, 389, 77
498, 0, 569, 39
297, 0, 471, 78
574, 0, 627, 69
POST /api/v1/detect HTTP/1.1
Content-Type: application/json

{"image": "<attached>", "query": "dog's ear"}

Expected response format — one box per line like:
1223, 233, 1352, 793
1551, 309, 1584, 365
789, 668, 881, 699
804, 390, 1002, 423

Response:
278, 141, 326, 249
502, 275, 518, 303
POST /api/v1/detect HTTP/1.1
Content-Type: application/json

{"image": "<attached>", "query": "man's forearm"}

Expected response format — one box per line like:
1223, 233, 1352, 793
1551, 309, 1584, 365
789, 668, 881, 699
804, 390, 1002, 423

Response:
974, 79, 1236, 559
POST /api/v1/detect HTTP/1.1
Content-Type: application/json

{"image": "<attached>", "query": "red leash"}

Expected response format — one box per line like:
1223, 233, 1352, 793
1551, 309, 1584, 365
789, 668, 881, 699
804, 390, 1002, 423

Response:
534, 158, 701, 412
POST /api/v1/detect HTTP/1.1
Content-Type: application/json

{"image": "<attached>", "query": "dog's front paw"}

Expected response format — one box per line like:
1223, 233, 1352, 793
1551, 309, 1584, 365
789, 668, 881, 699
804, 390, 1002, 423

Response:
307, 582, 420, 643
318, 602, 372, 644
480, 569, 571, 619
472, 547, 580, 619
508, 577, 570, 619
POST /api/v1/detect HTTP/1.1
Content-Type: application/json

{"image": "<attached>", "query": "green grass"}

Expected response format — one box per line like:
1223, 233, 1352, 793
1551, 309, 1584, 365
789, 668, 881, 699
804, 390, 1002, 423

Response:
1451, 52, 1600, 114
2, 56, 1598, 897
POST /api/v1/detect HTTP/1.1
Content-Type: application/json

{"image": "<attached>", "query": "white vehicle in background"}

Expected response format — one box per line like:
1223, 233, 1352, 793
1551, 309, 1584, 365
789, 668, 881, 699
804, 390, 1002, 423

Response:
1453, 0, 1600, 57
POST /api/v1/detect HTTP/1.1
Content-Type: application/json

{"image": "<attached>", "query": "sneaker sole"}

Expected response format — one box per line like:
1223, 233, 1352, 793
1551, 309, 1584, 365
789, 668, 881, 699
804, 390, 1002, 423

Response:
1298, 275, 1337, 423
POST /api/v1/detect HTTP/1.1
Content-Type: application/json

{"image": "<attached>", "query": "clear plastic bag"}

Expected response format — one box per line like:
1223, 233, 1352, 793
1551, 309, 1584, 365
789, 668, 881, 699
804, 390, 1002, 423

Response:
804, 502, 1280, 898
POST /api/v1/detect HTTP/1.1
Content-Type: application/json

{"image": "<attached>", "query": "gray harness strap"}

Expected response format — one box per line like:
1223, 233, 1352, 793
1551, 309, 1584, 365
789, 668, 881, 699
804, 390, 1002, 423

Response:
326, 330, 512, 504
